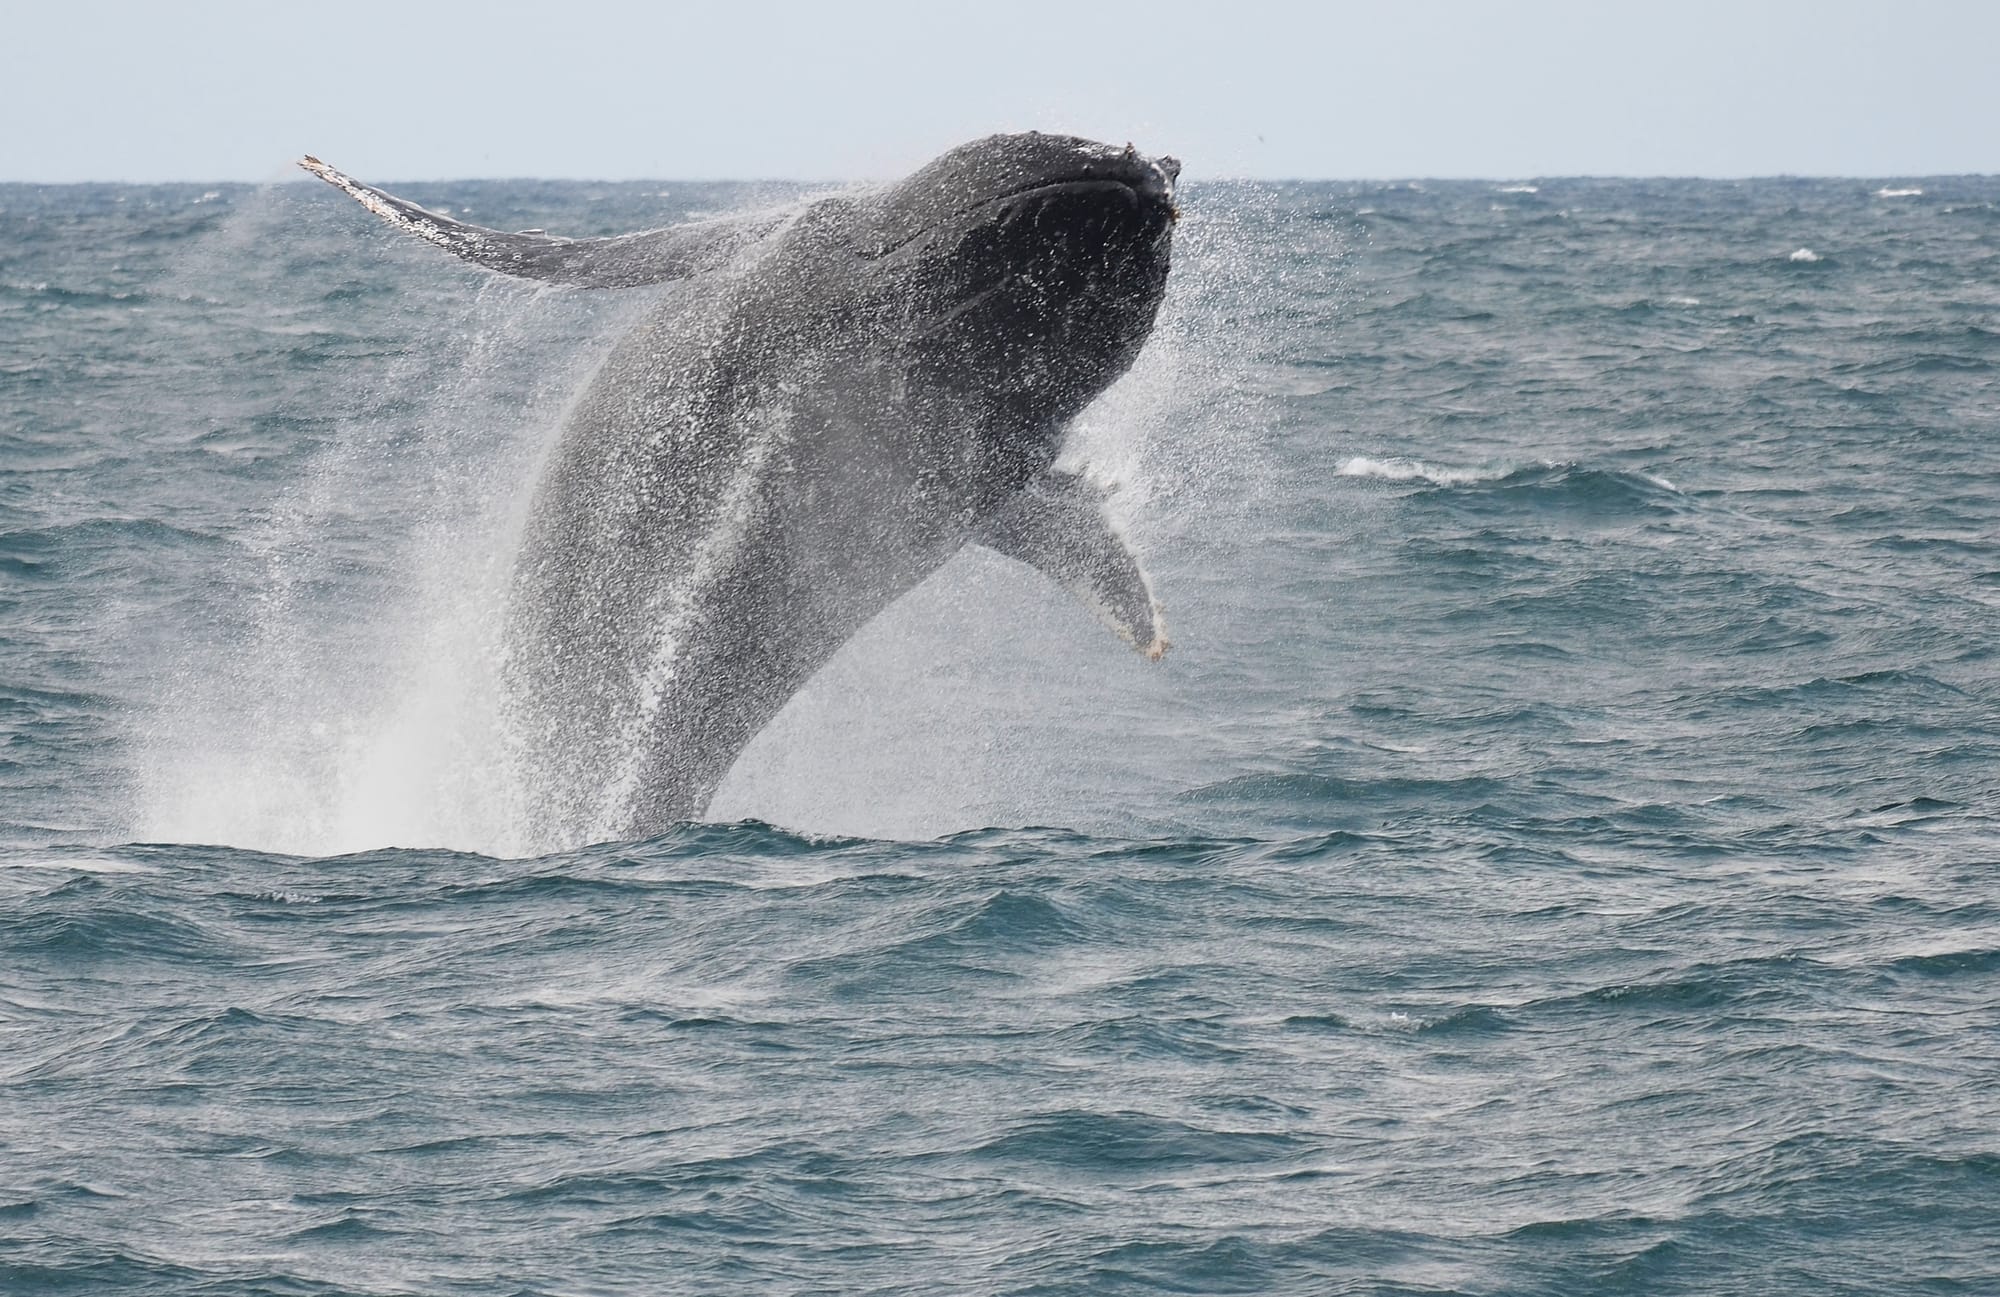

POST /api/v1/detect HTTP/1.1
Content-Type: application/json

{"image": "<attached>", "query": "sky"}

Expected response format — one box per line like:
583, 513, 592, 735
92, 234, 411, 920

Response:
6, 0, 1996, 183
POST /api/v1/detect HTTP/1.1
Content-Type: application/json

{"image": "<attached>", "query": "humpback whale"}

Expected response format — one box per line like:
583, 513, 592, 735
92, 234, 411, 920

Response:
301, 133, 1179, 844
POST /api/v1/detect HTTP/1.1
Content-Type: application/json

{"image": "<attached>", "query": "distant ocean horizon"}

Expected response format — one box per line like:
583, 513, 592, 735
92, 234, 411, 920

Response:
3, 172, 1995, 1293
5, 168, 1992, 186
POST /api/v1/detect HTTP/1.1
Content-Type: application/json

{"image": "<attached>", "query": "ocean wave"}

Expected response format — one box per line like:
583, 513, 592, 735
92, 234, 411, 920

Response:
1338, 459, 1692, 523
0, 896, 224, 964
6, 173, 2000, 1296
0, 852, 154, 874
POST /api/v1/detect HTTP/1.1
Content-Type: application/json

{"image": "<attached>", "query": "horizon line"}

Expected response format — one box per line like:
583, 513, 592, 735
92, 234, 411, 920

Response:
1, 171, 1990, 188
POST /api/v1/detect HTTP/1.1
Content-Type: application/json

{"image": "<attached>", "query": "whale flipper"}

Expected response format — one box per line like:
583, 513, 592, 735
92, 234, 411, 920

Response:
974, 471, 1168, 660
298, 156, 780, 288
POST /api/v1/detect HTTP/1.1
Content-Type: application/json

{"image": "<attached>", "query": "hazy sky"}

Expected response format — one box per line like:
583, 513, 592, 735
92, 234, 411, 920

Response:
7, 0, 1995, 182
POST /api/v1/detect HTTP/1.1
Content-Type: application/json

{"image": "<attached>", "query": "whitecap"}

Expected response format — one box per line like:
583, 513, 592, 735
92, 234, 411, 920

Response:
1497, 184, 1539, 194
1788, 248, 1820, 262
1876, 187, 1923, 198
1334, 455, 1507, 487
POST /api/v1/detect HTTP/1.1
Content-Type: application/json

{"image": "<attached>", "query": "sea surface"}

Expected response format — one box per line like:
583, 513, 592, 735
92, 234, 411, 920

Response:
3, 169, 1997, 1294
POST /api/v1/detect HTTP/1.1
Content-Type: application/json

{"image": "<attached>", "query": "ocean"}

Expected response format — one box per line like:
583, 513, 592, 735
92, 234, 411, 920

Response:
2, 171, 1996, 1293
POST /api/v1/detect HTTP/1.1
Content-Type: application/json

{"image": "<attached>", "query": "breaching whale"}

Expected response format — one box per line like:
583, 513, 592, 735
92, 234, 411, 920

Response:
301, 133, 1179, 844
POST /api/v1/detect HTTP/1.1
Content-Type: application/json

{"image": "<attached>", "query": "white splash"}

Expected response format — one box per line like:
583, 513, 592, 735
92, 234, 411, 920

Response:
1788, 248, 1821, 263
130, 199, 635, 859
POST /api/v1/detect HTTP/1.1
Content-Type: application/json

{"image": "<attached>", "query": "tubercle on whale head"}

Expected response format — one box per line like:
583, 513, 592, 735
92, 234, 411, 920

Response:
862, 132, 1179, 259
1156, 156, 1183, 221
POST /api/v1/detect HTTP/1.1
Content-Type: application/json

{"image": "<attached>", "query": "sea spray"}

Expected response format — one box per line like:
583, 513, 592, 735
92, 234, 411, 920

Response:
132, 187, 646, 855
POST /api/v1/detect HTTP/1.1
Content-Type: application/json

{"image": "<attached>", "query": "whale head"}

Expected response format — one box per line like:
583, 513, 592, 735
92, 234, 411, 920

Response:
857, 132, 1179, 426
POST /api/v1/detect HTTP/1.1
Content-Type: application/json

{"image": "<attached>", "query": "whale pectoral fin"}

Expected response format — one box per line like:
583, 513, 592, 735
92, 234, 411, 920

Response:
298, 155, 779, 288
972, 471, 1168, 659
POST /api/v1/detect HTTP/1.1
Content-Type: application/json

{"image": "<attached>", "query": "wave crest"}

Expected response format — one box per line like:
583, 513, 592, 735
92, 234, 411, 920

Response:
1334, 455, 1512, 487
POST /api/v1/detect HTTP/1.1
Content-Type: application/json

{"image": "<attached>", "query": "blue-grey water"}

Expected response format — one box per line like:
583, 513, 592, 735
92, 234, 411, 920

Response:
3, 173, 1997, 1294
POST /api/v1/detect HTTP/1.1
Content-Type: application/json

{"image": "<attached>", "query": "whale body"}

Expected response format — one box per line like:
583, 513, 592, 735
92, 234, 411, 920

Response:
302, 133, 1178, 844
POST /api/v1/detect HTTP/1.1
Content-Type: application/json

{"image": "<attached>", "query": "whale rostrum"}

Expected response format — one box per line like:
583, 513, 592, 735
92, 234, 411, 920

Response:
302, 134, 1179, 844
